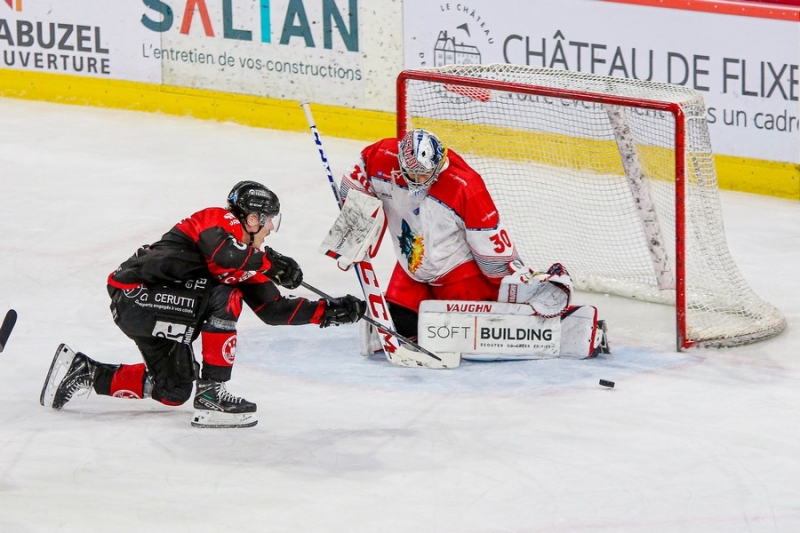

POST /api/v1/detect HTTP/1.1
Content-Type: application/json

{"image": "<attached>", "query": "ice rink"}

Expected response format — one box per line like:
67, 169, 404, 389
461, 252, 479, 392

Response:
1, 97, 799, 533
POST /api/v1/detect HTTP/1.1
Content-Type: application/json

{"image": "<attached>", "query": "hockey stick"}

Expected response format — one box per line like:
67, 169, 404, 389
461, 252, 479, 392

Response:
299, 102, 459, 369
0, 309, 17, 353
301, 281, 444, 361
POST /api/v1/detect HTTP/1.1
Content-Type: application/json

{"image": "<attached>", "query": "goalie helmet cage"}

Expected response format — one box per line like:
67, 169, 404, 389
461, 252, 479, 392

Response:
396, 64, 785, 350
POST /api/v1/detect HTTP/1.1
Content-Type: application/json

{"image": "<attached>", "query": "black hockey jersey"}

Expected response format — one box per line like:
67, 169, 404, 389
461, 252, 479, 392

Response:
108, 207, 324, 326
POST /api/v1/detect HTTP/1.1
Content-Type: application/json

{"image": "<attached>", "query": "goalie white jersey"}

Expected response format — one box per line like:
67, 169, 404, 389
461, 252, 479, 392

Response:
340, 138, 521, 284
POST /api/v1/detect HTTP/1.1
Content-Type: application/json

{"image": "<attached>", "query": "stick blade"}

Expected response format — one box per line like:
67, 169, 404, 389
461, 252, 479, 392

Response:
390, 345, 461, 369
0, 309, 17, 353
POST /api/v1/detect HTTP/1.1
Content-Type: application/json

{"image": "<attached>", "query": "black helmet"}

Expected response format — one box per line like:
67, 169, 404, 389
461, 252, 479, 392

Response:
227, 181, 280, 230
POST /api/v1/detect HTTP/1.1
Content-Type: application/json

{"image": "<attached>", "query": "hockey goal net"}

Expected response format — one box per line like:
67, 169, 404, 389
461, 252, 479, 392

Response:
397, 64, 785, 350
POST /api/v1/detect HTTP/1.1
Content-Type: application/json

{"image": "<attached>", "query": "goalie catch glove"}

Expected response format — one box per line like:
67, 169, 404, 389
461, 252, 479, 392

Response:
499, 261, 573, 318
320, 295, 367, 328
531, 262, 573, 318
263, 248, 303, 289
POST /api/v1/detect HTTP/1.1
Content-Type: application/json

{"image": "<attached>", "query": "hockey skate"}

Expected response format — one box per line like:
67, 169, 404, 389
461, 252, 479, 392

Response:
40, 344, 97, 409
192, 379, 257, 428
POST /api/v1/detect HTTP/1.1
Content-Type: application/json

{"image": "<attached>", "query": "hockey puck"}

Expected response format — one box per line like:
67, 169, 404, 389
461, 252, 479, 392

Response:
599, 379, 615, 388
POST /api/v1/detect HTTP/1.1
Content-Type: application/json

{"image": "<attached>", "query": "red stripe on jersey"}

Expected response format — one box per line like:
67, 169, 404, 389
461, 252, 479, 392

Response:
286, 298, 309, 324
227, 288, 243, 318
107, 272, 143, 291
310, 300, 326, 325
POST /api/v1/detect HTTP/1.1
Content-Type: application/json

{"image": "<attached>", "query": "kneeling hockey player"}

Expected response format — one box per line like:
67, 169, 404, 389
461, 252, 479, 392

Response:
325, 129, 608, 362
41, 181, 366, 428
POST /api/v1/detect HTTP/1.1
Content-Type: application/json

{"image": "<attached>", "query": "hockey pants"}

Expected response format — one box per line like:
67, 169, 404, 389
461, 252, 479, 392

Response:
99, 281, 243, 405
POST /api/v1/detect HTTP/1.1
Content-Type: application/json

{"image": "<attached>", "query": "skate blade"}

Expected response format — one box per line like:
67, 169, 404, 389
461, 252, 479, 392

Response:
191, 409, 258, 428
40, 344, 77, 408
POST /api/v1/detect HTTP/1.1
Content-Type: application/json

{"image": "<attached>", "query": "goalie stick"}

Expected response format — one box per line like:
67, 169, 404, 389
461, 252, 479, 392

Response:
299, 102, 459, 369
0, 309, 17, 353
301, 281, 447, 364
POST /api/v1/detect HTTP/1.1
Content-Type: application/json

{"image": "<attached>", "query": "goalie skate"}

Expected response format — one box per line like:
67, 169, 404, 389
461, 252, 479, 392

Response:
590, 320, 611, 358
192, 379, 257, 428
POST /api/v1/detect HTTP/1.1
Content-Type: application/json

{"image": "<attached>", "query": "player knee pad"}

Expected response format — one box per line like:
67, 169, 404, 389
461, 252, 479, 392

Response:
150, 343, 198, 405
152, 380, 194, 406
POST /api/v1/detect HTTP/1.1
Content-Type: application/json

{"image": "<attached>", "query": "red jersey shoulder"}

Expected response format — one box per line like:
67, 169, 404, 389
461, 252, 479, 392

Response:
175, 207, 244, 241
364, 137, 399, 161
440, 150, 487, 192
431, 150, 499, 229
363, 138, 401, 182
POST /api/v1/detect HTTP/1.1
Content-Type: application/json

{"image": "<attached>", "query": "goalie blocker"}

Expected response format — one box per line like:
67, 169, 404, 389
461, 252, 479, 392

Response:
319, 189, 385, 270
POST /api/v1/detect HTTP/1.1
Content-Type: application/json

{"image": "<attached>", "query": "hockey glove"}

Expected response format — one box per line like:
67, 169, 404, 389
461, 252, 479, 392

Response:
320, 295, 367, 328
263, 248, 303, 290
528, 262, 572, 318
498, 261, 572, 318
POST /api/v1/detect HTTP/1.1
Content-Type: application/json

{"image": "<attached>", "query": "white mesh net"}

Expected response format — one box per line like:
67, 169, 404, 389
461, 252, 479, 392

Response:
399, 64, 785, 349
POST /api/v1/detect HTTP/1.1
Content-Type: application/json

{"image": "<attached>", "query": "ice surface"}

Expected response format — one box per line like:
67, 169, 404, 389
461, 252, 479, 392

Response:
1, 98, 799, 533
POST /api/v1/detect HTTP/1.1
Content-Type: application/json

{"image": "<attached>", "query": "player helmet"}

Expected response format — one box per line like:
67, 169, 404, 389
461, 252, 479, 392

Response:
227, 180, 282, 232
398, 129, 448, 190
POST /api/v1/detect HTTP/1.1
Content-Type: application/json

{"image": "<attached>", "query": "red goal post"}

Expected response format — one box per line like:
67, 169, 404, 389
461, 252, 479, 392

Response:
396, 64, 785, 350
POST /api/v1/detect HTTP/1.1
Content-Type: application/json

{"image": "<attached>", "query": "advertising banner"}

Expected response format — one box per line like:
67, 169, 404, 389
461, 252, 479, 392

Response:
0, 0, 387, 108
140, 0, 368, 106
403, 0, 800, 164
0, 0, 161, 83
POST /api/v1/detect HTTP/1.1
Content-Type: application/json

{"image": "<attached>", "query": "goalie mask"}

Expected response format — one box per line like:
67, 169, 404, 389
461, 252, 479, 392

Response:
398, 129, 448, 191
227, 180, 282, 235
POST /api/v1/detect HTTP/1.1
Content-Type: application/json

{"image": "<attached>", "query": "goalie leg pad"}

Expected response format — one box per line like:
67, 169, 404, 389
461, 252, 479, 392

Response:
418, 300, 561, 361
418, 300, 609, 360
560, 306, 610, 359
